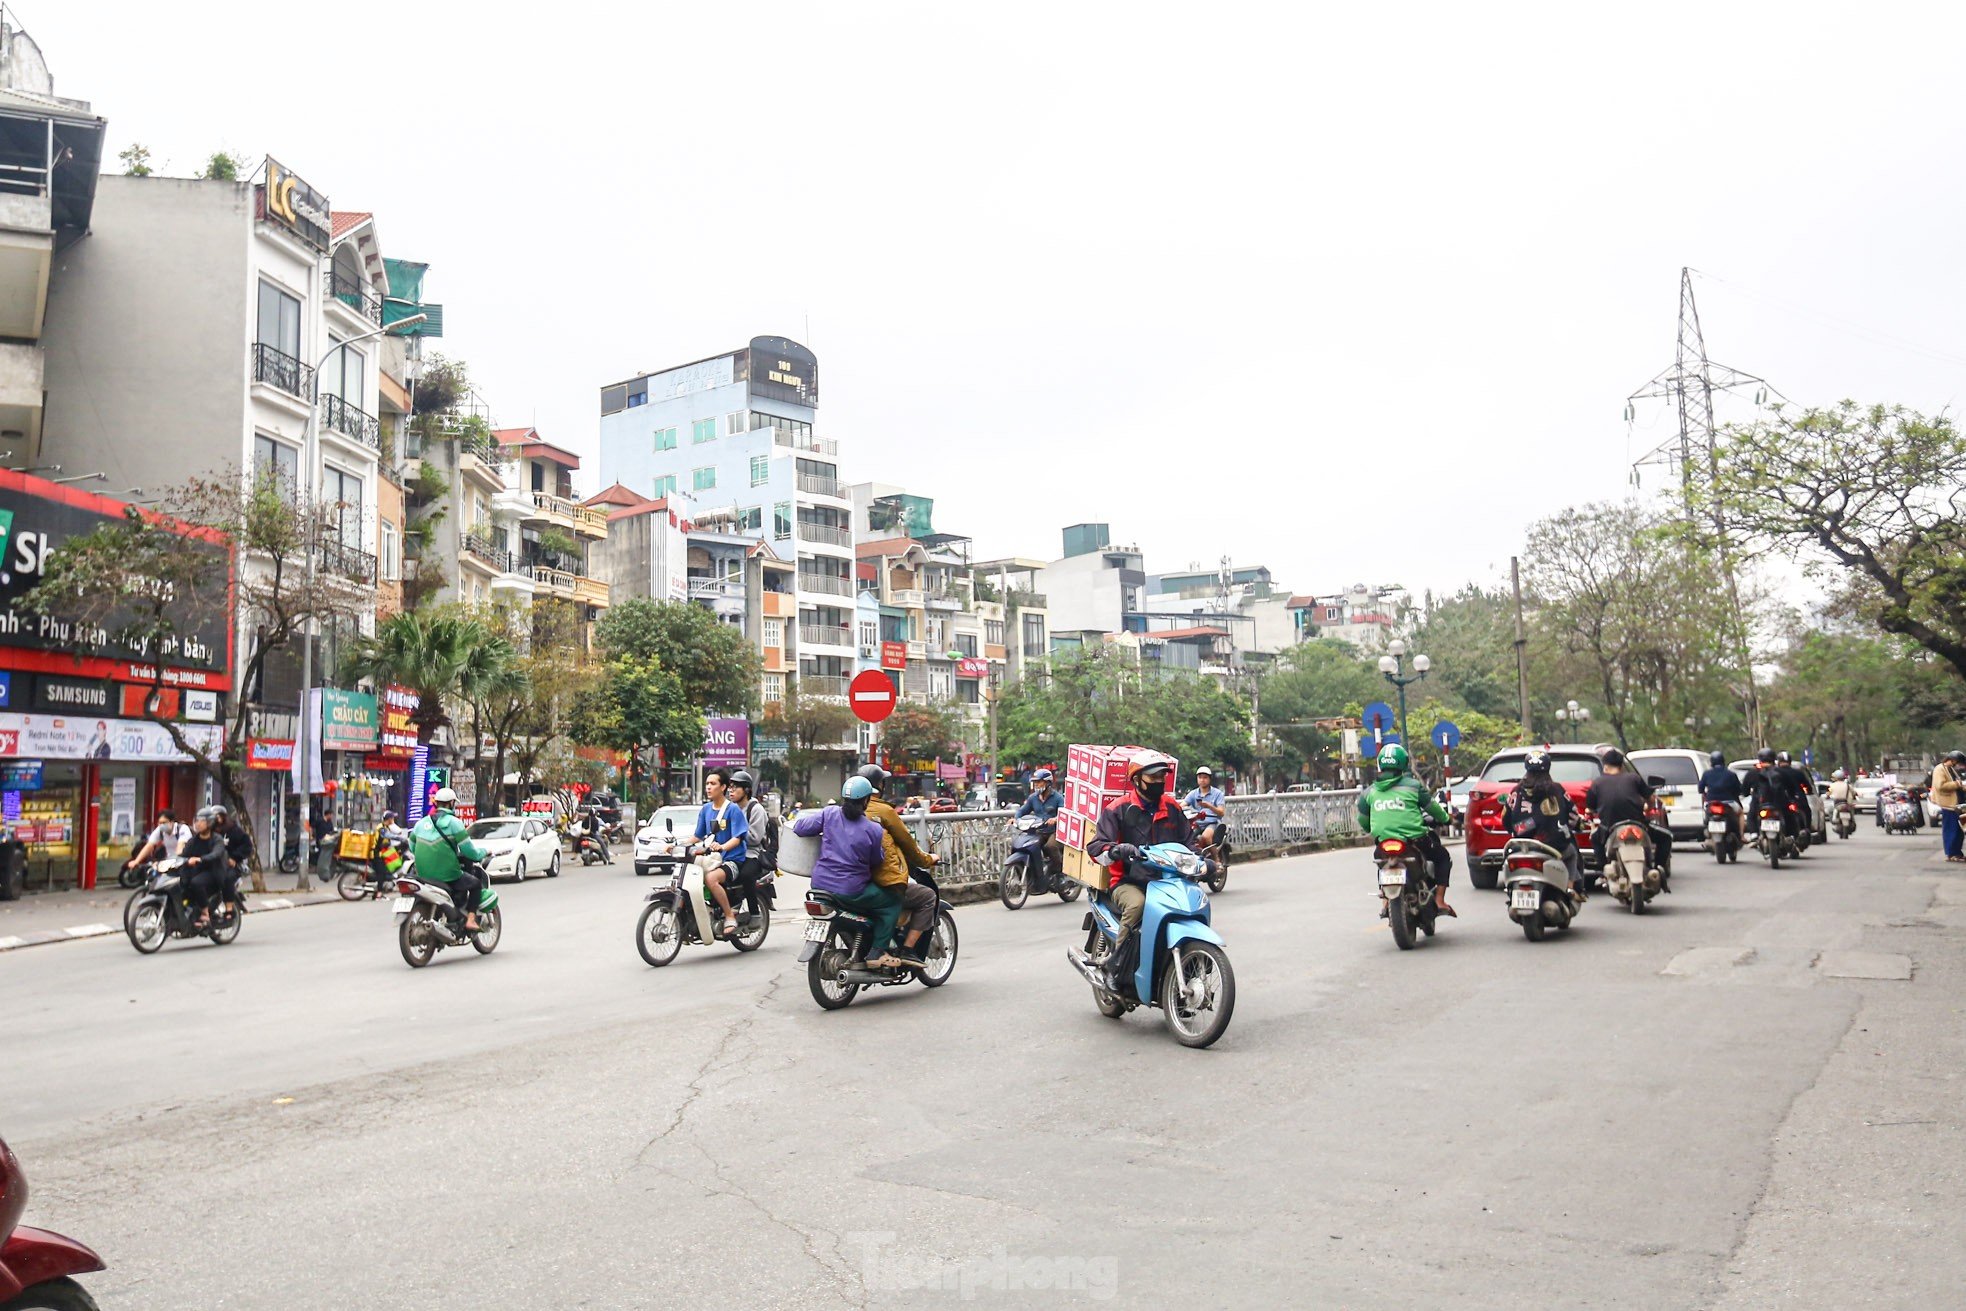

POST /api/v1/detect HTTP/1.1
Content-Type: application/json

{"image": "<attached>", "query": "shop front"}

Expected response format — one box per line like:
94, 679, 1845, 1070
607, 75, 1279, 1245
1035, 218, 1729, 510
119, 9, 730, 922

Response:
0, 472, 233, 892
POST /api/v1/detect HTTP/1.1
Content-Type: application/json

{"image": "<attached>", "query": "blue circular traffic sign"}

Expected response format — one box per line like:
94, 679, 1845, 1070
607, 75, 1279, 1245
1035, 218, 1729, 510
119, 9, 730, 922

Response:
1432, 719, 1462, 750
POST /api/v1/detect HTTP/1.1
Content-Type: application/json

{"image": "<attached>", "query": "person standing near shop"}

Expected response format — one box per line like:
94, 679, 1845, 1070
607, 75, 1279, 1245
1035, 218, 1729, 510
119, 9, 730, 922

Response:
1934, 750, 1965, 863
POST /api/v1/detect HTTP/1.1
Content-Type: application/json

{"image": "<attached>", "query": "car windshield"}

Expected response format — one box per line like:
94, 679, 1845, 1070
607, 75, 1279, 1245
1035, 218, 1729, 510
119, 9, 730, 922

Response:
1480, 754, 1601, 784
469, 820, 523, 841
1634, 754, 1701, 786
642, 806, 701, 835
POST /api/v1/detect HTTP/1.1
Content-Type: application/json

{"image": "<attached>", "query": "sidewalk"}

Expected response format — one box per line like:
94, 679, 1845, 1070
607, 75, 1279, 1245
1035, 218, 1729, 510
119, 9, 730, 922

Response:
0, 877, 347, 953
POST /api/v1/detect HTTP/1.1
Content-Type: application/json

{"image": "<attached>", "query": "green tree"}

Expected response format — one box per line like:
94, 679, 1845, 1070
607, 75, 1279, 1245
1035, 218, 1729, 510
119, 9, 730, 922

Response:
343, 610, 512, 745
1706, 401, 1966, 684
201, 151, 242, 181
595, 597, 758, 716
759, 685, 857, 801
572, 655, 702, 804
881, 700, 966, 770
1254, 639, 1386, 779
1408, 586, 1525, 721
118, 143, 151, 176
996, 649, 1253, 780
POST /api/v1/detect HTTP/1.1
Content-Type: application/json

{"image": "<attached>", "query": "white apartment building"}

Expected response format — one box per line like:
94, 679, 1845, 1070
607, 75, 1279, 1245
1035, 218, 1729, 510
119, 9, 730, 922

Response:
597, 337, 856, 697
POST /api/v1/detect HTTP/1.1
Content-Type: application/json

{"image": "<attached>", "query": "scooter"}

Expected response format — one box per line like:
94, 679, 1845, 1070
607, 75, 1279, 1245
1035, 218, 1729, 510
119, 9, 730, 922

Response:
392, 866, 502, 968
1834, 799, 1857, 839
636, 847, 774, 966
1705, 801, 1743, 863
1184, 807, 1231, 893
1753, 804, 1796, 867
1502, 836, 1582, 941
123, 858, 245, 954
0, 1137, 104, 1310
1603, 821, 1662, 914
802, 864, 959, 1008
337, 835, 412, 901
1371, 830, 1442, 950
575, 832, 612, 866
1066, 843, 1234, 1048
999, 816, 1082, 910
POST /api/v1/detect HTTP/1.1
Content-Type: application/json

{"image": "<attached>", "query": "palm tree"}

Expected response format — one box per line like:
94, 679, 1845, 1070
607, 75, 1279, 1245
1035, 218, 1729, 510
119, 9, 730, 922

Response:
343, 611, 514, 747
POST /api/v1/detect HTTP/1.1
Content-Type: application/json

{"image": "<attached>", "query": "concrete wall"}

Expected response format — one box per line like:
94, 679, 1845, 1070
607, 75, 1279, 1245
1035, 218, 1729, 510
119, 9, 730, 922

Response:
42, 175, 249, 490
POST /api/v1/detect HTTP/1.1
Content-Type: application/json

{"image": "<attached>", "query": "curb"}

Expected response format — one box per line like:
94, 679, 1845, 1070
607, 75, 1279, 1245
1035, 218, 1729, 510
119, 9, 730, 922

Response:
0, 891, 345, 954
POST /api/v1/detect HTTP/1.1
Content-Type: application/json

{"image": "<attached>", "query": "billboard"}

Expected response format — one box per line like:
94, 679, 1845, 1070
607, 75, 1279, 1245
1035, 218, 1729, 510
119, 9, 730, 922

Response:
746, 336, 819, 407
0, 712, 222, 763
261, 156, 332, 252
702, 717, 749, 767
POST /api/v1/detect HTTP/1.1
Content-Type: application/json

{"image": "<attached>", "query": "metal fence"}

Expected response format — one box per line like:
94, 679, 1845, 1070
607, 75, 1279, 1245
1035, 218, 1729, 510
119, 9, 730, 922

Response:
886, 790, 1365, 892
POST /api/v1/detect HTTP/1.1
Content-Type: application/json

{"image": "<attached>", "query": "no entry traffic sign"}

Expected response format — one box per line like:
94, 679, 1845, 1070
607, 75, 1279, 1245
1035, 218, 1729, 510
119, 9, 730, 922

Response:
849, 669, 898, 724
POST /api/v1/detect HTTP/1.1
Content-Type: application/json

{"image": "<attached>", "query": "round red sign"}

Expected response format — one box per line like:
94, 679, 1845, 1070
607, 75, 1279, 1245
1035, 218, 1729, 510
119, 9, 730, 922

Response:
848, 669, 898, 724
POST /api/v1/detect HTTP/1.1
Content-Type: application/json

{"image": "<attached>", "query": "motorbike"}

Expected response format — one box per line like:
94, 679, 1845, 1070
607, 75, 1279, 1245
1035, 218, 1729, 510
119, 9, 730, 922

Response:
123, 857, 245, 954
998, 816, 1082, 910
575, 832, 612, 866
1603, 821, 1662, 914
277, 828, 340, 876
637, 848, 774, 966
1184, 807, 1231, 893
1834, 799, 1857, 839
337, 834, 411, 901
1371, 827, 1443, 950
1705, 801, 1742, 864
1502, 836, 1581, 941
0, 1137, 104, 1311
1753, 804, 1797, 867
1066, 842, 1233, 1048
802, 864, 959, 1009
1881, 791, 1920, 835
392, 866, 502, 968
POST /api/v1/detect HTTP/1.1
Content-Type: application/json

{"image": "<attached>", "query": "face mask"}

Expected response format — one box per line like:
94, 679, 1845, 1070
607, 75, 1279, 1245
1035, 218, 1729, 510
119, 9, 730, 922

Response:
1137, 777, 1166, 805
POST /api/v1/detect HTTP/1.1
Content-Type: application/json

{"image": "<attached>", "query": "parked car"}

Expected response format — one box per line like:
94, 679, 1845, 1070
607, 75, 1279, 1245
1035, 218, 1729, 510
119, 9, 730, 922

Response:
1627, 748, 1709, 844
634, 804, 706, 876
467, 816, 564, 881
1464, 744, 1615, 889
1729, 759, 1829, 842
1850, 776, 1889, 814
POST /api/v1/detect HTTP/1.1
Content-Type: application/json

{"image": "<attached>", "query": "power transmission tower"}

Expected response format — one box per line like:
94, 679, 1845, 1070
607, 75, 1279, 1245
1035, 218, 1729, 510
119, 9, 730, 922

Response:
1625, 267, 1773, 744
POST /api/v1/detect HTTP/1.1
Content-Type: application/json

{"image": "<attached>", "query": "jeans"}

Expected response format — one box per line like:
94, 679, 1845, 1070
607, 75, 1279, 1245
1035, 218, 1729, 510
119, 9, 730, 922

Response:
1943, 807, 1962, 859
829, 886, 902, 961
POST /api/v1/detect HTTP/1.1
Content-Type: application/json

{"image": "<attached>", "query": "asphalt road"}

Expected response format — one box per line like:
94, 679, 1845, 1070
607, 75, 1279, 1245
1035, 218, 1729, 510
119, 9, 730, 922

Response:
4, 829, 1961, 1309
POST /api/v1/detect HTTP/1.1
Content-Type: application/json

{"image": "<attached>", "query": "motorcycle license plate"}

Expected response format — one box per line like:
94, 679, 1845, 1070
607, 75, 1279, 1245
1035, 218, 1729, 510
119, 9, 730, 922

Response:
803, 918, 829, 943
1511, 888, 1540, 912
392, 896, 414, 913
1707, 821, 1728, 835
1377, 869, 1406, 887
1761, 821, 1782, 835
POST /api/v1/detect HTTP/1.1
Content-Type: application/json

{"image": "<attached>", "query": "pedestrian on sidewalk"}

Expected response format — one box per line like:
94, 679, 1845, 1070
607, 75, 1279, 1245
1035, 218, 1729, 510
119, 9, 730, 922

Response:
1934, 750, 1964, 862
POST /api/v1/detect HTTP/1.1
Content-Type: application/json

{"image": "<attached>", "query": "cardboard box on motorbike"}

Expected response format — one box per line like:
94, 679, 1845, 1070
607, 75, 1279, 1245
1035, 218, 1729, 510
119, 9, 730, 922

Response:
1058, 744, 1178, 889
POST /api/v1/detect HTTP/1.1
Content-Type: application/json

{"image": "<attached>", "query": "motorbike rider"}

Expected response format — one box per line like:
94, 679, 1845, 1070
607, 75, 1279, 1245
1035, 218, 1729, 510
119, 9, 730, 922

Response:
1773, 751, 1816, 844
410, 787, 489, 933
1182, 767, 1227, 853
210, 804, 253, 915
178, 808, 229, 929
856, 764, 940, 969
1698, 749, 1746, 843
1087, 750, 1210, 994
1014, 768, 1064, 880
1585, 750, 1671, 888
726, 770, 777, 918
1355, 743, 1456, 916
694, 768, 751, 940
1746, 749, 1797, 838
1501, 749, 1587, 899
580, 805, 613, 864
792, 776, 903, 970
124, 807, 190, 875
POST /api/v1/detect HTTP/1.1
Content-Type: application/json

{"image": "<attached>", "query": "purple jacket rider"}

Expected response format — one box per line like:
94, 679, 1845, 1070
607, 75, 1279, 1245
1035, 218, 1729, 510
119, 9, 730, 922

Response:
792, 805, 887, 897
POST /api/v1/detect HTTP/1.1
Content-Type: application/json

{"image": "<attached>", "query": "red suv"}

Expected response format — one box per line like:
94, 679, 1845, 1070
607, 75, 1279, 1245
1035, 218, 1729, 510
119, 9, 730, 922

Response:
1464, 743, 1615, 888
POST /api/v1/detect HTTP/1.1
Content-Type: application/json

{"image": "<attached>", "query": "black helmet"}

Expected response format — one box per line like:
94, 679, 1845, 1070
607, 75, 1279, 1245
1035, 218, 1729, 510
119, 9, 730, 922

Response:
855, 763, 889, 789
1948, 750, 1966, 764
1524, 749, 1551, 776
1710, 750, 1725, 767
1756, 748, 1776, 764
728, 770, 755, 794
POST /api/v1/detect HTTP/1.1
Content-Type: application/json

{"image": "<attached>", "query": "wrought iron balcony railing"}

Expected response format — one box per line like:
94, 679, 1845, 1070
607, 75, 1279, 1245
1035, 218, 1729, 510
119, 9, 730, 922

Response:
326, 270, 384, 326
321, 394, 380, 449
251, 343, 312, 400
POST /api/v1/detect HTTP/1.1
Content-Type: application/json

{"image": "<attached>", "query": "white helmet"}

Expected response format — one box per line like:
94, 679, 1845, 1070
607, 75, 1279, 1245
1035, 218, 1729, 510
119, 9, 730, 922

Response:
432, 787, 458, 806
1832, 768, 1846, 780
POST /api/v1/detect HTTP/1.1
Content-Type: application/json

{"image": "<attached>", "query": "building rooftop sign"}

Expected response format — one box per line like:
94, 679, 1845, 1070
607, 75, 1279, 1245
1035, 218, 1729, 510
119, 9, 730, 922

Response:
746, 336, 818, 407
261, 156, 331, 252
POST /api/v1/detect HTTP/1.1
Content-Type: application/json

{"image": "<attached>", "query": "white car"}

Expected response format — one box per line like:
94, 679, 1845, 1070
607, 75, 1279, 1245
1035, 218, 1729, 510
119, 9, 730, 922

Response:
1628, 749, 1710, 844
467, 817, 563, 882
1851, 777, 1889, 814
635, 804, 706, 877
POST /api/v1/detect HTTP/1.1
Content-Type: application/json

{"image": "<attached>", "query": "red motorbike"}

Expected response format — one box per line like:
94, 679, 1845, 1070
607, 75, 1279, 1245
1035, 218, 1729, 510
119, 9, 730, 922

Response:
0, 1138, 102, 1309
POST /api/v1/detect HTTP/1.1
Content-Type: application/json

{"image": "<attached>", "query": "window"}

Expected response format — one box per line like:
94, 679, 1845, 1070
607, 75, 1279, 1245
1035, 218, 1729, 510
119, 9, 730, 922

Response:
773, 502, 792, 539
749, 454, 770, 487
627, 392, 647, 408
958, 679, 980, 705
955, 633, 978, 658
727, 412, 747, 435
692, 466, 717, 491
985, 619, 1005, 646
1022, 613, 1045, 658
653, 474, 678, 497
253, 435, 298, 501
763, 618, 783, 649
379, 521, 400, 582
653, 427, 677, 452
692, 418, 717, 444
256, 281, 300, 357
324, 468, 364, 547
751, 413, 813, 442
322, 336, 366, 404
762, 673, 785, 703
858, 620, 877, 652
736, 505, 762, 532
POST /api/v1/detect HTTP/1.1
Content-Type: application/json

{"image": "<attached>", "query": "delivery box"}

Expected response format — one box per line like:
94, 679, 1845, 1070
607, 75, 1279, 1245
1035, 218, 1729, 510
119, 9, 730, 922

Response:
1061, 843, 1108, 890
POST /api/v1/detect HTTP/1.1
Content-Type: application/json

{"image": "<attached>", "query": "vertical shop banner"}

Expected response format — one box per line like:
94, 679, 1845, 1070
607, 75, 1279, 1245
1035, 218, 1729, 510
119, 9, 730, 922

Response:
702, 717, 749, 767
110, 775, 136, 839
406, 745, 431, 824
291, 692, 325, 794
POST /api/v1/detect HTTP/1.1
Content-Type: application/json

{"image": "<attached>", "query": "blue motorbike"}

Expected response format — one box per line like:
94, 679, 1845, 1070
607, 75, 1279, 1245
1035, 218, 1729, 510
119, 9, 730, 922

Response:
1066, 842, 1235, 1048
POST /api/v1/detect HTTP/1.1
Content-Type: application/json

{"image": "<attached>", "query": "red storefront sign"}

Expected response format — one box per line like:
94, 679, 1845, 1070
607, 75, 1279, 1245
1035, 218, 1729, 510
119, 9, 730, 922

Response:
247, 739, 295, 770
880, 641, 907, 671
956, 657, 989, 678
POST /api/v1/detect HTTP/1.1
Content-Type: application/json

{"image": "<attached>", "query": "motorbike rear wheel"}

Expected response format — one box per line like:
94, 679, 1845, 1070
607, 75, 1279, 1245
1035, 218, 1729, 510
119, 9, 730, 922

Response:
0, 1274, 101, 1310
208, 909, 242, 944
399, 911, 437, 968
1160, 942, 1234, 1049
999, 860, 1029, 910
336, 867, 367, 901
808, 942, 859, 1010
1205, 861, 1228, 894
916, 908, 958, 987
278, 852, 299, 875
1387, 895, 1416, 951
636, 901, 684, 967
730, 901, 770, 952
1056, 877, 1082, 903
1521, 913, 1546, 942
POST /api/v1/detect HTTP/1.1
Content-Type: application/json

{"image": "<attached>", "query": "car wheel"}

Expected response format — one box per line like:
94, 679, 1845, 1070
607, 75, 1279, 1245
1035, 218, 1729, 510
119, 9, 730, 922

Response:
548, 851, 560, 877
513, 857, 526, 882
1469, 856, 1498, 891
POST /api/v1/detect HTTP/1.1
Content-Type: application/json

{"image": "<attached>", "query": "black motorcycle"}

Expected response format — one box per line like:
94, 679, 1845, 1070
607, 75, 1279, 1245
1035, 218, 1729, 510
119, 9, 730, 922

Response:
124, 858, 245, 953
1185, 807, 1232, 893
802, 865, 959, 1008
999, 816, 1082, 910
277, 828, 340, 875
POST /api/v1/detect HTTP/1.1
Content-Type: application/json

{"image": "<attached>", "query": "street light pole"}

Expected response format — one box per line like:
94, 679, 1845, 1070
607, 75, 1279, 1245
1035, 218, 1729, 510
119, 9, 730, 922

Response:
1376, 639, 1431, 747
293, 312, 425, 889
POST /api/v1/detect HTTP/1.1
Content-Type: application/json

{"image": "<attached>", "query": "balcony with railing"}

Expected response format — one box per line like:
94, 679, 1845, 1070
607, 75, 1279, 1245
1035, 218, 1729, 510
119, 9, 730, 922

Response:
573, 504, 609, 539
796, 572, 855, 598
573, 575, 610, 607
688, 577, 746, 602
463, 529, 514, 573
890, 588, 925, 609
325, 269, 383, 326
771, 429, 839, 458
796, 674, 850, 699
796, 473, 846, 500
798, 622, 853, 650
457, 430, 511, 485
317, 537, 377, 584
526, 490, 577, 528
250, 343, 311, 400
799, 522, 852, 549
321, 394, 380, 449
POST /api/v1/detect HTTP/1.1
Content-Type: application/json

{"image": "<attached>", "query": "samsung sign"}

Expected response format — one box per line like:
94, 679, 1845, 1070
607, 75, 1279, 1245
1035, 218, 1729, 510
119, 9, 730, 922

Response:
29, 675, 112, 713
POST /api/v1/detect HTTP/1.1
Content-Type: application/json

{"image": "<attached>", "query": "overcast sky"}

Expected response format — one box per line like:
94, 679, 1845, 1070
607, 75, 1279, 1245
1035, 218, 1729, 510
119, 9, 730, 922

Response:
33, 1, 1966, 599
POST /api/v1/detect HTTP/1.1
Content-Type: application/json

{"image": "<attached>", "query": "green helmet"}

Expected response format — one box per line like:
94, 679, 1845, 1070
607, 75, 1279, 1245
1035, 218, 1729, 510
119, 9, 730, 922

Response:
1376, 743, 1409, 777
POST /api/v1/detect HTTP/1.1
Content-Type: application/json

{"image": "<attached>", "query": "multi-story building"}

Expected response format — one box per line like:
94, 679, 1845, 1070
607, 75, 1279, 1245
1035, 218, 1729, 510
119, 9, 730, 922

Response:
969, 557, 1051, 686
1035, 525, 1147, 649
1303, 584, 1409, 653
493, 427, 610, 634
596, 336, 855, 701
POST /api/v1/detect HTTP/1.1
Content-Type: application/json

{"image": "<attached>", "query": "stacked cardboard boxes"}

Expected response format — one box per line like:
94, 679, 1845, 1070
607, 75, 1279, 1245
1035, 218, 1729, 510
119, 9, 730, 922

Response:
1058, 745, 1177, 888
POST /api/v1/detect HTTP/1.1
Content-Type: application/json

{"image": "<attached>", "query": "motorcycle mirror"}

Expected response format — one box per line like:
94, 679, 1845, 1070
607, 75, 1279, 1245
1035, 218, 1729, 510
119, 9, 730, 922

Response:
665, 818, 674, 833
